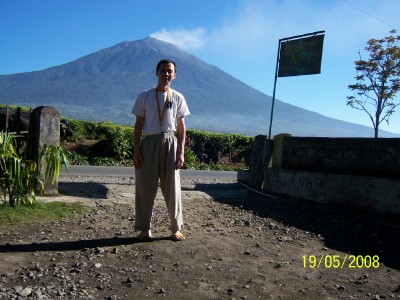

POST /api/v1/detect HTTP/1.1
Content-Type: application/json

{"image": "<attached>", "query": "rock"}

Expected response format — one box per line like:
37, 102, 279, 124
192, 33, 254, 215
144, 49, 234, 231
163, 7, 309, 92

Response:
95, 247, 105, 254
20, 287, 32, 297
335, 284, 345, 291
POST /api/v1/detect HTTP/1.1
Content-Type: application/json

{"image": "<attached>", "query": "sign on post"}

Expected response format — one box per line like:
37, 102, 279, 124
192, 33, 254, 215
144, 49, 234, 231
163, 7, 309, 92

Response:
278, 34, 325, 77
265, 31, 325, 175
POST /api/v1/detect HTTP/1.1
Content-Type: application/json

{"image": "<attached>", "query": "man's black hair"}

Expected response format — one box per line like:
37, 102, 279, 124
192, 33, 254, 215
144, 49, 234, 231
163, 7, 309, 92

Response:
156, 59, 177, 72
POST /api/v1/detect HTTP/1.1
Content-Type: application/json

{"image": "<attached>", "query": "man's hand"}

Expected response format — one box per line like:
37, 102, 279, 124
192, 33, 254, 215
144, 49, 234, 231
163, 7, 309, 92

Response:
133, 150, 142, 169
176, 117, 186, 170
133, 116, 145, 169
175, 151, 184, 169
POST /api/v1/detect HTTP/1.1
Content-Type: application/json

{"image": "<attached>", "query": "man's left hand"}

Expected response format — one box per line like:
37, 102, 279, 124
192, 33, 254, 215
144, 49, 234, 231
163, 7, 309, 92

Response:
175, 152, 185, 169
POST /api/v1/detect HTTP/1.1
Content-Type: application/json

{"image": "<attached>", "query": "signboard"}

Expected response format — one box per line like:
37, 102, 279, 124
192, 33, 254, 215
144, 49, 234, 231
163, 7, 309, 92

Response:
278, 34, 324, 77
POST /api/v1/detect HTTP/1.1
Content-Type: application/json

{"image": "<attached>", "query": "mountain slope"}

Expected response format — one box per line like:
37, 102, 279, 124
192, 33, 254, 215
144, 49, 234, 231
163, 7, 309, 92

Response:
0, 37, 396, 137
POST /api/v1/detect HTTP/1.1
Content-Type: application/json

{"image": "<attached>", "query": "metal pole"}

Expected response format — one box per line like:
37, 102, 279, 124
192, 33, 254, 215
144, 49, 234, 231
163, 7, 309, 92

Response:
264, 39, 281, 169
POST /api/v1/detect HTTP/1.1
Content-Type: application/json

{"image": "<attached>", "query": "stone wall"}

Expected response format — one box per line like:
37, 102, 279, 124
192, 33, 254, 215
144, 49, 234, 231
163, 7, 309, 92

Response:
238, 134, 400, 215
281, 137, 400, 178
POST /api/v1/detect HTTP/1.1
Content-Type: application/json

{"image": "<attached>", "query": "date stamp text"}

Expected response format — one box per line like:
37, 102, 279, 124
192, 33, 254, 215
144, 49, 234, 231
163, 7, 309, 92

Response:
303, 255, 380, 269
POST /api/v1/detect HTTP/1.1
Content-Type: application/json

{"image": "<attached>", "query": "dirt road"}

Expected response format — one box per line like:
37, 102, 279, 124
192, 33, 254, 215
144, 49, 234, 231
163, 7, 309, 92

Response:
0, 175, 399, 299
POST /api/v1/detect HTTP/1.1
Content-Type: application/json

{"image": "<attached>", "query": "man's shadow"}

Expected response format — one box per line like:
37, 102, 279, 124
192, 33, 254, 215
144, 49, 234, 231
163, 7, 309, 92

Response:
0, 236, 171, 253
0, 181, 171, 253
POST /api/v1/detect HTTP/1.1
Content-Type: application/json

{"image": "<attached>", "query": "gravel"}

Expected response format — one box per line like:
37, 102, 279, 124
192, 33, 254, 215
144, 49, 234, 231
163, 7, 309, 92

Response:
0, 174, 399, 299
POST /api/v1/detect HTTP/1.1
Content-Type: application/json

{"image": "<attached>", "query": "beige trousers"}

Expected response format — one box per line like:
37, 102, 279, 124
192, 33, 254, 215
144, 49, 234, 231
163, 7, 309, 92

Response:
134, 132, 183, 232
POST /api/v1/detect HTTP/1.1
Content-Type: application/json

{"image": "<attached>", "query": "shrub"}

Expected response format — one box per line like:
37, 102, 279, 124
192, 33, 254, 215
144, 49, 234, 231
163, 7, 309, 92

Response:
62, 118, 253, 170
67, 151, 89, 165
0, 132, 69, 207
91, 157, 118, 166
183, 149, 197, 169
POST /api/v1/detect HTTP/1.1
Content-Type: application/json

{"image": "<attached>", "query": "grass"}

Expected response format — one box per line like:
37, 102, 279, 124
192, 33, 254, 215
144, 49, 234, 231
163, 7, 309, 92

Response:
0, 201, 88, 233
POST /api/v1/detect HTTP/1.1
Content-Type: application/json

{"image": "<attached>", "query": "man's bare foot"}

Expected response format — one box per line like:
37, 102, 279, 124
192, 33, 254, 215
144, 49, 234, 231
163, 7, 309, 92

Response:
171, 231, 185, 241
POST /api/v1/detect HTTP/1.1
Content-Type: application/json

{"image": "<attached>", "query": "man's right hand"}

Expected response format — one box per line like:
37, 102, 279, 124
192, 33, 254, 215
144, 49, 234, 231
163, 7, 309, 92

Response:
133, 151, 142, 168
133, 116, 145, 169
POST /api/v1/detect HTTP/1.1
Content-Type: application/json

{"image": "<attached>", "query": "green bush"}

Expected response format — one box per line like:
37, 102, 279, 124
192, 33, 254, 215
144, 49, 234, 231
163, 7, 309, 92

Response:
64, 118, 134, 160
91, 157, 118, 166
0, 132, 69, 207
62, 119, 253, 170
67, 151, 89, 165
183, 148, 197, 169
103, 124, 133, 160
0, 104, 31, 112
186, 129, 253, 164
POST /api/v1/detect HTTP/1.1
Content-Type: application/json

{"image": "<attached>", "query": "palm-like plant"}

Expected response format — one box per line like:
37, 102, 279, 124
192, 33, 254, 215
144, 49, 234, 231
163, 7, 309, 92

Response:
0, 132, 36, 206
40, 144, 70, 184
0, 131, 69, 207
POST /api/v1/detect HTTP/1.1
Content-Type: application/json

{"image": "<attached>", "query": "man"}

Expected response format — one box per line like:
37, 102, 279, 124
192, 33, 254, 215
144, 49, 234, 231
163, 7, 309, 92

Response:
131, 59, 190, 241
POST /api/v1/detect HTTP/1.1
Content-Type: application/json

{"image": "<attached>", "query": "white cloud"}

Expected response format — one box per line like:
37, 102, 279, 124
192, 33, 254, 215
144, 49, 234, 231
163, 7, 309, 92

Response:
149, 0, 400, 70
207, 1, 276, 59
150, 27, 206, 50
204, 0, 399, 60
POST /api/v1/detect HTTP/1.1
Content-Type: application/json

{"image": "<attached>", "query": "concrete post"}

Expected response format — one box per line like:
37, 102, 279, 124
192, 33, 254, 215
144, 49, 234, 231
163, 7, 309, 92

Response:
270, 133, 292, 169
262, 133, 292, 191
238, 135, 268, 189
28, 106, 60, 195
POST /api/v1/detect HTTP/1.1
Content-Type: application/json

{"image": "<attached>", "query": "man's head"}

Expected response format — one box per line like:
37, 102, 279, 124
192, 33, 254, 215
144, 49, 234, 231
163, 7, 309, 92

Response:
156, 59, 177, 73
156, 59, 177, 87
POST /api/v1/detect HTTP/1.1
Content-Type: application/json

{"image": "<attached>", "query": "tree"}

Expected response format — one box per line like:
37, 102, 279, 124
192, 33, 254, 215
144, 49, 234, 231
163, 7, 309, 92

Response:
347, 29, 400, 138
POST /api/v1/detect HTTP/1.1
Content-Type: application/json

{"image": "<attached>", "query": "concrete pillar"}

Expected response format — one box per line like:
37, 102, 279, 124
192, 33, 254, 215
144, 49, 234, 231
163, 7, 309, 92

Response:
28, 106, 60, 195
270, 133, 292, 169
242, 135, 268, 189
262, 133, 292, 191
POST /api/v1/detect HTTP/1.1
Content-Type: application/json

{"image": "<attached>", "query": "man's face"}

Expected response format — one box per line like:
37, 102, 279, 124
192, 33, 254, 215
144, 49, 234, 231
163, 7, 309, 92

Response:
156, 63, 176, 85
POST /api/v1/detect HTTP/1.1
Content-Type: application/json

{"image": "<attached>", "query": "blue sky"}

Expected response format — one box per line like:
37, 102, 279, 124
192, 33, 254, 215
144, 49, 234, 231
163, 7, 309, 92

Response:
1, 0, 399, 135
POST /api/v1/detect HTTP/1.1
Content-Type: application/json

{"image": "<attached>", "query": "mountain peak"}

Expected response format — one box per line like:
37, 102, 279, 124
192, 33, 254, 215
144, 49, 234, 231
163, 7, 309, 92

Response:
0, 37, 394, 137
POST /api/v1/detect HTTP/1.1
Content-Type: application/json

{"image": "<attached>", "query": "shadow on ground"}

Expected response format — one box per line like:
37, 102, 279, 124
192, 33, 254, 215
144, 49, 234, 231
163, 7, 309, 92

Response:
193, 182, 400, 271
58, 182, 109, 199
0, 236, 171, 253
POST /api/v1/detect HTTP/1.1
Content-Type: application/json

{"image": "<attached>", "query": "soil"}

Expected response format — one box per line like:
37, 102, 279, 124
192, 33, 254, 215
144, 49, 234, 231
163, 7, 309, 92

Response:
0, 174, 399, 299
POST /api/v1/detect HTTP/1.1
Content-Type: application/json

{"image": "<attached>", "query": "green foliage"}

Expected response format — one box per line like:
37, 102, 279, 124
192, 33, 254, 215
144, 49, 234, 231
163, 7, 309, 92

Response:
64, 118, 134, 159
0, 132, 69, 207
186, 129, 253, 164
0, 104, 31, 112
67, 151, 89, 165
63, 118, 107, 140
0, 132, 38, 207
91, 157, 118, 166
347, 29, 400, 138
183, 148, 197, 169
102, 124, 133, 160
40, 144, 70, 184
62, 119, 253, 169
